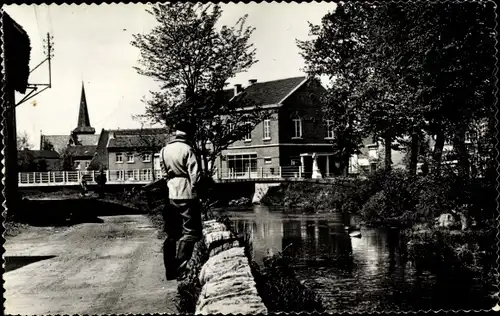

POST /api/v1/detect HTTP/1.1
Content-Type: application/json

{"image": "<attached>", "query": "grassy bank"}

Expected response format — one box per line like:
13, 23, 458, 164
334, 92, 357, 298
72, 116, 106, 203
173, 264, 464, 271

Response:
262, 170, 496, 228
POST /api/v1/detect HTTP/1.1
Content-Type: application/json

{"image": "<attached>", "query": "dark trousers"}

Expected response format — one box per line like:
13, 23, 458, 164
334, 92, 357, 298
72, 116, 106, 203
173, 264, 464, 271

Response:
162, 199, 202, 278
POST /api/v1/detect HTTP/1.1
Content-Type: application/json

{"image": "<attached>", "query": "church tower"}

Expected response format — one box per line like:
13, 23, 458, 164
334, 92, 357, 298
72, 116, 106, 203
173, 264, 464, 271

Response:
72, 82, 95, 135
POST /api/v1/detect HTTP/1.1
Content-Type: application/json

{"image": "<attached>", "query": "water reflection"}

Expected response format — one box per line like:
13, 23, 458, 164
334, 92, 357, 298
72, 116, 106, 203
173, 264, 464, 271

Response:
226, 205, 491, 312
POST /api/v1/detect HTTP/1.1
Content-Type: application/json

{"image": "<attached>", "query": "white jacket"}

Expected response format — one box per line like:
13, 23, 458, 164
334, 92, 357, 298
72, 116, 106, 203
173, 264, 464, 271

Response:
160, 136, 201, 200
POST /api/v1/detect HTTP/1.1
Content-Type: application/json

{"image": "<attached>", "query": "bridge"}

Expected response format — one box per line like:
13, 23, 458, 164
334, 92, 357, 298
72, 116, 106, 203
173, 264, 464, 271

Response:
18, 166, 355, 188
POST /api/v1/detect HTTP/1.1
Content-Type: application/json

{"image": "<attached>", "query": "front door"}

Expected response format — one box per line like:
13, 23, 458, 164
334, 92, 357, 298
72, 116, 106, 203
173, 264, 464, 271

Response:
303, 156, 313, 178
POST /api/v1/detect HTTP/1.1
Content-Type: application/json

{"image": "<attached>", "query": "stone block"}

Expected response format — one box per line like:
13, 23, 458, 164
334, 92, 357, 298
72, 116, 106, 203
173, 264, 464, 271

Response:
200, 250, 253, 285
202, 221, 228, 235
209, 240, 240, 257
196, 276, 266, 314
204, 230, 235, 248
196, 294, 268, 315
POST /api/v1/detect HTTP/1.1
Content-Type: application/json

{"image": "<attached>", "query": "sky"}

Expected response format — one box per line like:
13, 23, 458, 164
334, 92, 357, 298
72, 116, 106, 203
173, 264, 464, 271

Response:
5, 2, 336, 149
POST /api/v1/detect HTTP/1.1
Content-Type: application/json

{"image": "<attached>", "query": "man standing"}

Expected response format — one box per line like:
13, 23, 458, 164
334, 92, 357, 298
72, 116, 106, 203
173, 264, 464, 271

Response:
160, 121, 202, 280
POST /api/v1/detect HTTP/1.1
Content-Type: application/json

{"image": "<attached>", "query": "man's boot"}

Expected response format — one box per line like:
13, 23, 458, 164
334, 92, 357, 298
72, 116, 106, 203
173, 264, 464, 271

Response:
163, 239, 177, 280
176, 239, 196, 279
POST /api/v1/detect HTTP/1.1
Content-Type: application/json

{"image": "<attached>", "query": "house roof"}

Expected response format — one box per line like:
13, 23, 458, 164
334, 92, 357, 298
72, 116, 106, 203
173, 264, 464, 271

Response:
65, 145, 97, 158
74, 134, 100, 146
41, 135, 70, 154
42, 133, 100, 154
18, 149, 60, 160
231, 76, 307, 106
107, 128, 169, 150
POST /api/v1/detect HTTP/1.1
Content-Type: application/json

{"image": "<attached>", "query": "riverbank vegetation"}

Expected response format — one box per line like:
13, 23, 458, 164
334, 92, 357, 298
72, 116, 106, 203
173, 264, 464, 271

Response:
262, 169, 496, 228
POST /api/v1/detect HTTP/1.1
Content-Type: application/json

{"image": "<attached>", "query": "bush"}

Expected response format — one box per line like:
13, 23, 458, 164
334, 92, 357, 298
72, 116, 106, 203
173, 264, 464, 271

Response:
255, 251, 325, 313
405, 226, 497, 294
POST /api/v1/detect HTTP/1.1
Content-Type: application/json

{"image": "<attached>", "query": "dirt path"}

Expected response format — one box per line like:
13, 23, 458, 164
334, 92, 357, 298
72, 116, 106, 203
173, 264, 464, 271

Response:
3, 214, 178, 315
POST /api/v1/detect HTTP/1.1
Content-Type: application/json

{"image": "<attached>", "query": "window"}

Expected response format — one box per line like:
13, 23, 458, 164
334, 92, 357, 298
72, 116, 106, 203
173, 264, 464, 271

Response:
75, 161, 81, 170
127, 153, 135, 163
227, 154, 257, 176
116, 153, 123, 163
127, 170, 134, 180
244, 122, 252, 142
263, 119, 271, 140
116, 170, 124, 180
143, 153, 152, 163
85, 161, 90, 168
292, 118, 302, 138
264, 157, 272, 164
228, 123, 235, 133
325, 120, 335, 139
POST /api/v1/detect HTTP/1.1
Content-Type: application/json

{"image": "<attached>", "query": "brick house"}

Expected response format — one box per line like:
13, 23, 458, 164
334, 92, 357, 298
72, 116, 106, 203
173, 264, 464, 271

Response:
89, 128, 169, 181
215, 76, 341, 179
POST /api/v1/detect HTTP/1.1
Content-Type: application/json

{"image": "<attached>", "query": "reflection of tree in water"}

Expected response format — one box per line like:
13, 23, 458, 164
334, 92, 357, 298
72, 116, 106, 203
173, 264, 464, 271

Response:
232, 216, 283, 264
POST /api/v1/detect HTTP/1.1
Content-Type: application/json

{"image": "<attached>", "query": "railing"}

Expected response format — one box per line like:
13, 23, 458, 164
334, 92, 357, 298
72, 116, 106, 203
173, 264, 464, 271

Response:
18, 169, 162, 187
214, 166, 306, 180
18, 166, 338, 187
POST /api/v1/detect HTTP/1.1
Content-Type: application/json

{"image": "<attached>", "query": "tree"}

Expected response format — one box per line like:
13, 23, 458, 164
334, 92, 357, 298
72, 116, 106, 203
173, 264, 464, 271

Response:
41, 138, 55, 151
298, 2, 496, 177
297, 3, 374, 174
60, 149, 75, 171
132, 3, 270, 177
133, 120, 169, 181
17, 131, 32, 150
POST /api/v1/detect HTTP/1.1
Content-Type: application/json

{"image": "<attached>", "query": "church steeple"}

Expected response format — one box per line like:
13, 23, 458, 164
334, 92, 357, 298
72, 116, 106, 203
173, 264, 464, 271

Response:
72, 82, 95, 135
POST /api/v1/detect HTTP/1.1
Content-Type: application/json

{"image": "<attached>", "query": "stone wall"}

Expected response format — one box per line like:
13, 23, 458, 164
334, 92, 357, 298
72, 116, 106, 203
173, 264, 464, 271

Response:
252, 183, 281, 204
194, 220, 267, 315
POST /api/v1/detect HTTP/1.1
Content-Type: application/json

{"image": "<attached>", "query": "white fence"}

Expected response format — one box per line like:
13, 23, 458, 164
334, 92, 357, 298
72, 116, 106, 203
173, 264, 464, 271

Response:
18, 166, 321, 187
18, 169, 163, 187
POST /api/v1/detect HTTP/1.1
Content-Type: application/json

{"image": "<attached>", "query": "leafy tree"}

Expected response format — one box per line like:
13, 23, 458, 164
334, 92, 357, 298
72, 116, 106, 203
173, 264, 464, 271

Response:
132, 3, 270, 176
60, 149, 75, 171
297, 3, 374, 174
299, 2, 496, 177
132, 120, 169, 180
41, 138, 55, 151
387, 1, 496, 177
17, 130, 33, 150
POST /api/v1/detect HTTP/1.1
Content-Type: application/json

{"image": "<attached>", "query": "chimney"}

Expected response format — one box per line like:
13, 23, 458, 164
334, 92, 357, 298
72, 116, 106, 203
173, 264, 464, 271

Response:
248, 79, 257, 85
234, 84, 243, 97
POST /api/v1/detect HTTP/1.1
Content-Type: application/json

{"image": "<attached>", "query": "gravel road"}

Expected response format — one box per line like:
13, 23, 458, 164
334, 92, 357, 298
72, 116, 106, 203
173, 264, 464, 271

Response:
3, 214, 178, 315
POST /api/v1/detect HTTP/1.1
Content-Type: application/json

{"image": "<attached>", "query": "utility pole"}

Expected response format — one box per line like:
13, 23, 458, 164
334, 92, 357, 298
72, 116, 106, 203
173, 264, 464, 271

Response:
16, 32, 55, 107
